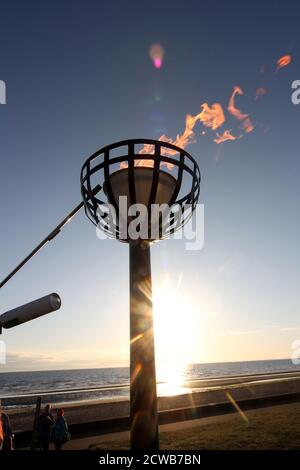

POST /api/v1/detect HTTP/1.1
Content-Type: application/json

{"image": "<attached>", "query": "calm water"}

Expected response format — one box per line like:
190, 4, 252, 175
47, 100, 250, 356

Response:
1, 359, 299, 407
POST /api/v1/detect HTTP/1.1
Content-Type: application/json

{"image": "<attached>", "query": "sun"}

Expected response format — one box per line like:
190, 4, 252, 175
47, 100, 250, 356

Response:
153, 273, 196, 396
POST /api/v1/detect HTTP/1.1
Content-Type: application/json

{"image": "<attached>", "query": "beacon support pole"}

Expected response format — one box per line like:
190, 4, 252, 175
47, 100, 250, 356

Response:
130, 240, 159, 450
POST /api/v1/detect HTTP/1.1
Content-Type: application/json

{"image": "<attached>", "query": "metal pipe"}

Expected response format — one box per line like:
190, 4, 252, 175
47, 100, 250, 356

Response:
129, 240, 159, 450
31, 396, 42, 450
0, 186, 100, 290
0, 293, 61, 330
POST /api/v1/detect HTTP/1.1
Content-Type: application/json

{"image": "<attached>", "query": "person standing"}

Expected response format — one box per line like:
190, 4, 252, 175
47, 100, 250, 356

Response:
0, 411, 3, 450
0, 401, 13, 451
53, 409, 69, 451
37, 404, 54, 451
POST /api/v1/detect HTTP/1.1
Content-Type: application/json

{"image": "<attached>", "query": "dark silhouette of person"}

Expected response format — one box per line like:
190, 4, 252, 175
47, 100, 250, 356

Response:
53, 408, 69, 451
37, 404, 54, 451
0, 400, 13, 450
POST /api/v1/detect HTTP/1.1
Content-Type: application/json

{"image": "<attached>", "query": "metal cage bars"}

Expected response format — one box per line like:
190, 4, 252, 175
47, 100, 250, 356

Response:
80, 139, 201, 241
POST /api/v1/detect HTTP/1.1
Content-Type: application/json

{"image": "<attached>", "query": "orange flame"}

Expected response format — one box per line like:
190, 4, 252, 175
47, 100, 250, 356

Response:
276, 55, 291, 71
122, 103, 225, 169
116, 50, 295, 169
242, 118, 254, 133
228, 86, 249, 120
199, 103, 225, 130
158, 103, 225, 152
119, 84, 258, 169
214, 130, 237, 144
120, 137, 175, 170
228, 86, 254, 134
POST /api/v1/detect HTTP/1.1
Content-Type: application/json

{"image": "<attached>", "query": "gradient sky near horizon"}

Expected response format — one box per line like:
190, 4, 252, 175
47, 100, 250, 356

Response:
1, 0, 300, 373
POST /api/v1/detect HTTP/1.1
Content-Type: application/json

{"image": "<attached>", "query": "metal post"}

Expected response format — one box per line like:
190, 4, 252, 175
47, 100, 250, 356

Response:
31, 396, 42, 450
129, 240, 159, 450
0, 185, 100, 291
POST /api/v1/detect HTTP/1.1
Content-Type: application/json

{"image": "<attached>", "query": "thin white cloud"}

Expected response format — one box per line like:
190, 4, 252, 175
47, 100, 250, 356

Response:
265, 325, 300, 332
280, 327, 300, 332
199, 311, 220, 318
218, 330, 262, 337
0, 349, 128, 372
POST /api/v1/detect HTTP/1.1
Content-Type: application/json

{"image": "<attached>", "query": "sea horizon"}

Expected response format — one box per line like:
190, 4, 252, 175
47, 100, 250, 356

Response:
2, 358, 300, 408
0, 357, 294, 375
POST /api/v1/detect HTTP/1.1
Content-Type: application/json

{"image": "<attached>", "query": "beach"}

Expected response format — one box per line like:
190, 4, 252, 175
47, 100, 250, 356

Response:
7, 370, 300, 433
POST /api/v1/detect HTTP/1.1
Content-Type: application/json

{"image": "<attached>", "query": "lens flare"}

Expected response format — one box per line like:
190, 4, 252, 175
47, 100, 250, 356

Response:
149, 44, 164, 69
153, 274, 196, 396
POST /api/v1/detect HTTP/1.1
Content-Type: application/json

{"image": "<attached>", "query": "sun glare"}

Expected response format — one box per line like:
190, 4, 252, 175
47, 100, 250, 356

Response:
153, 274, 196, 396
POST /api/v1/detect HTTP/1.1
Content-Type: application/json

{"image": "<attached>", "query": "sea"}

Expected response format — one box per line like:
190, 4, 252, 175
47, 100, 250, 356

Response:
1, 359, 300, 408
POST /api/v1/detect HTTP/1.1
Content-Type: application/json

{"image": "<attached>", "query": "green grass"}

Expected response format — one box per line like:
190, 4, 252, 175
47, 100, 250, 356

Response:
93, 403, 300, 450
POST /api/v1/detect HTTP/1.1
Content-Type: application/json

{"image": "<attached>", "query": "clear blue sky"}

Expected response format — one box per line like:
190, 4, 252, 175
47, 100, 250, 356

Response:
1, 0, 300, 372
